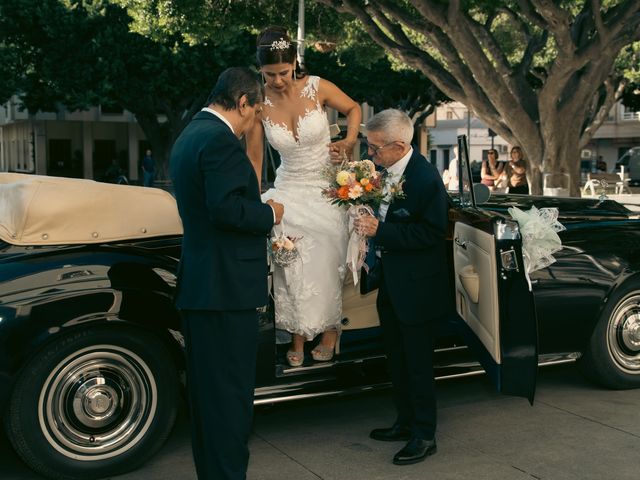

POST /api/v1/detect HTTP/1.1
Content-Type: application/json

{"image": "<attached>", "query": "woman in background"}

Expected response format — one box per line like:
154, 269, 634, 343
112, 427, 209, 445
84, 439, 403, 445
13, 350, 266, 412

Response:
505, 146, 529, 194
480, 148, 504, 190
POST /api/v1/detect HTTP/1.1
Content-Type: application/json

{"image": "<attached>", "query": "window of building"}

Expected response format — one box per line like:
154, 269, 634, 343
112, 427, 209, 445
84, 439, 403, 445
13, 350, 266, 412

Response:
443, 148, 450, 165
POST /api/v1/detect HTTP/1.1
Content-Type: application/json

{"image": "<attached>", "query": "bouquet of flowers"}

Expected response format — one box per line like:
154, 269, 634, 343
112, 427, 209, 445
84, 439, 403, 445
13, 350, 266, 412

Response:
268, 231, 302, 267
322, 158, 405, 285
321, 159, 404, 209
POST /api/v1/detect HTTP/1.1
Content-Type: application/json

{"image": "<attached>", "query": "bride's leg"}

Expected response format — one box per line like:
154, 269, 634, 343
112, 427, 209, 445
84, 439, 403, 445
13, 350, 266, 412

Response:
291, 333, 305, 352
318, 329, 338, 348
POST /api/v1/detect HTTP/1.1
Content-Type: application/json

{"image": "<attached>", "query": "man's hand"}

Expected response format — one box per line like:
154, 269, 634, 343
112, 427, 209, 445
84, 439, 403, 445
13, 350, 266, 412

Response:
266, 199, 284, 225
354, 214, 379, 237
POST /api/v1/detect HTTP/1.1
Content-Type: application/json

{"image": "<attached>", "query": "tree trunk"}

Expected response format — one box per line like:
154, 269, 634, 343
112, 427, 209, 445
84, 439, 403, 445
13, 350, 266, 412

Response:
315, 0, 640, 198
521, 127, 583, 196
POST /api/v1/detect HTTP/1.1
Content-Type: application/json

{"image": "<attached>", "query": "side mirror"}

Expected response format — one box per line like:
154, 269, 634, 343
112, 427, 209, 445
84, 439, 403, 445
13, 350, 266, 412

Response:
473, 183, 491, 205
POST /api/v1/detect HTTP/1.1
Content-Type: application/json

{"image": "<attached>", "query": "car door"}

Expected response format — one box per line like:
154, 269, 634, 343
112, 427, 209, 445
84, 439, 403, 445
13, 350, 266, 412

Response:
451, 136, 538, 403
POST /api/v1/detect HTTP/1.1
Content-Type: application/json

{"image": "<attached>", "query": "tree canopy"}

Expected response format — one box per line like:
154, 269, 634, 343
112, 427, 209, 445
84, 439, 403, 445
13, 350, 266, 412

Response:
317, 0, 640, 194
0, 0, 256, 177
0, 0, 449, 178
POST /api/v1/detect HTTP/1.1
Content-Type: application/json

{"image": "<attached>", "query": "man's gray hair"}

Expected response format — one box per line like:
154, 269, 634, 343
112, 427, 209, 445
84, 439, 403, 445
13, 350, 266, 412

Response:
366, 109, 414, 144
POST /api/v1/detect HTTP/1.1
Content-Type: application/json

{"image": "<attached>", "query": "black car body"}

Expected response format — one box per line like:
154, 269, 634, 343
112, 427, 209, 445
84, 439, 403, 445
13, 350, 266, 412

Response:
1, 141, 640, 479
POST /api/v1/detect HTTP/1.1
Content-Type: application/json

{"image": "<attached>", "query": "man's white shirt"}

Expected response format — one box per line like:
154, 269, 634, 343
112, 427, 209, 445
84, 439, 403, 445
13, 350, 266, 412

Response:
378, 147, 412, 222
201, 107, 235, 134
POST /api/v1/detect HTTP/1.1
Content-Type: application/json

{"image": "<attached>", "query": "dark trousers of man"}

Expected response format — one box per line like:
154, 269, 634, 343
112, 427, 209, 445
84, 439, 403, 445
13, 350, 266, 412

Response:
181, 309, 259, 480
377, 277, 437, 440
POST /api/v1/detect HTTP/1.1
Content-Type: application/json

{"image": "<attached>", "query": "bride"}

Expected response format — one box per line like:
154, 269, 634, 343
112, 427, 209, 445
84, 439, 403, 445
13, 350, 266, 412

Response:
247, 26, 361, 367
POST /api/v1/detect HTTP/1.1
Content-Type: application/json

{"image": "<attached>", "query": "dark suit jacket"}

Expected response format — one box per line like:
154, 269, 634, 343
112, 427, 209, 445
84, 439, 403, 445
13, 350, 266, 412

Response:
170, 111, 274, 311
374, 149, 451, 324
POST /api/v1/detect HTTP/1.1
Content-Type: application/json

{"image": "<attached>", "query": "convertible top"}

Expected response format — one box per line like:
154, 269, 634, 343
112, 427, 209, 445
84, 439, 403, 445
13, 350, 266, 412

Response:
0, 173, 183, 245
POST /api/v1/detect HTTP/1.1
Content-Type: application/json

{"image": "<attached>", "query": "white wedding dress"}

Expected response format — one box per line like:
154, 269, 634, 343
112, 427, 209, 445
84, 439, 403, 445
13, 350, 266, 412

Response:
261, 76, 348, 339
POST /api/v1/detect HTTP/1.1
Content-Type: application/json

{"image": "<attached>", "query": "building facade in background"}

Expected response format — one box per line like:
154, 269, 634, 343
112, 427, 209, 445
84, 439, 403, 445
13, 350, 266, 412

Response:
586, 101, 640, 171
0, 97, 149, 183
1, 97, 637, 184
427, 101, 639, 177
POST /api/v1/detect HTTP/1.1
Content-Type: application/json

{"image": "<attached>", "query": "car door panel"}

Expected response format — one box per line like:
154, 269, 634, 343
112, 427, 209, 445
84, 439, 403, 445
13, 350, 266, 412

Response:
454, 222, 501, 363
452, 214, 538, 403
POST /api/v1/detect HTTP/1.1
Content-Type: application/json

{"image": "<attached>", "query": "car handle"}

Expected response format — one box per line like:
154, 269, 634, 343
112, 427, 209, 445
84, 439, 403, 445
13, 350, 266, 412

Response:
454, 237, 467, 249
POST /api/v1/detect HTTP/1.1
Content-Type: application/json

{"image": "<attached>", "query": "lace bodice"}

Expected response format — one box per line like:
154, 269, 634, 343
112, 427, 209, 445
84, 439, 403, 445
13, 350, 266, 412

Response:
262, 76, 330, 187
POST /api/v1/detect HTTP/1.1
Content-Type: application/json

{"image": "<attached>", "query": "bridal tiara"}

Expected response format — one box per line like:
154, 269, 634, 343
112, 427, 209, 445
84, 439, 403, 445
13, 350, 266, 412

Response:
259, 38, 292, 51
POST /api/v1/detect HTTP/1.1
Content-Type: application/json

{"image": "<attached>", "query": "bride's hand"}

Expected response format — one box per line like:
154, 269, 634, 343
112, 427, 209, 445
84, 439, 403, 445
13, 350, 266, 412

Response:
327, 139, 356, 164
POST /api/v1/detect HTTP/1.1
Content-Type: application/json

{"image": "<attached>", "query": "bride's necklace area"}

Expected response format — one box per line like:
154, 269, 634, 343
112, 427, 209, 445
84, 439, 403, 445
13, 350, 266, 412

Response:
267, 79, 301, 102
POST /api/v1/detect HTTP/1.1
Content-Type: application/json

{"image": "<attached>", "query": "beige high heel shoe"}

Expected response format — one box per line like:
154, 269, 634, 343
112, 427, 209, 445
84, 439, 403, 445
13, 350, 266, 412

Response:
286, 350, 304, 367
311, 329, 341, 362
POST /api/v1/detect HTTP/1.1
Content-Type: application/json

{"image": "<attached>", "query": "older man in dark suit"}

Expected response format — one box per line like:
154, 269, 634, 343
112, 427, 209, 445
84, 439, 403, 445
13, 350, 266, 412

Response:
355, 109, 450, 466
170, 67, 284, 480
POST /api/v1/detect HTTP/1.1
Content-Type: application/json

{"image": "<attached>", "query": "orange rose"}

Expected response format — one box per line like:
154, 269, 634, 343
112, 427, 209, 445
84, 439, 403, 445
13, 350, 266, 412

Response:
338, 185, 350, 199
364, 183, 374, 192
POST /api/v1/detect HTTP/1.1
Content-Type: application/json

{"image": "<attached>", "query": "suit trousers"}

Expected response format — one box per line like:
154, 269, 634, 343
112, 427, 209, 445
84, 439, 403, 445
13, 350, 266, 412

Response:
181, 309, 259, 480
377, 273, 437, 440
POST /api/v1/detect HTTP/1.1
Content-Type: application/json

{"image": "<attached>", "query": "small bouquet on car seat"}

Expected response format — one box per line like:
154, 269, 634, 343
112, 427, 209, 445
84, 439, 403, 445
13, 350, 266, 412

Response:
322, 156, 405, 285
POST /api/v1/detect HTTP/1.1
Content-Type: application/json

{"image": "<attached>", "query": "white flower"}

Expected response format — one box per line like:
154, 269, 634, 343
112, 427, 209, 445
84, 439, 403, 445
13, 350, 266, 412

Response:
348, 184, 363, 199
362, 159, 376, 174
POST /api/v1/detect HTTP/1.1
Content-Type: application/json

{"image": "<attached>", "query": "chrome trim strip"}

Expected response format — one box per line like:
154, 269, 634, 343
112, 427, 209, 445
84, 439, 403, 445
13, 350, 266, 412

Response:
280, 347, 469, 376
257, 352, 580, 406
254, 384, 391, 406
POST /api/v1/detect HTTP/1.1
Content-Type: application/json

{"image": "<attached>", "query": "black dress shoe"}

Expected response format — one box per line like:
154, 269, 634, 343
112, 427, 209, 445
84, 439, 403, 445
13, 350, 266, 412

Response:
393, 437, 437, 465
369, 424, 412, 442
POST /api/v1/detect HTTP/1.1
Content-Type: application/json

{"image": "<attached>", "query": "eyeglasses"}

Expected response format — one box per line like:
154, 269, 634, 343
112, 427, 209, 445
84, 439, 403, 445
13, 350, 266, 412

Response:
365, 140, 403, 154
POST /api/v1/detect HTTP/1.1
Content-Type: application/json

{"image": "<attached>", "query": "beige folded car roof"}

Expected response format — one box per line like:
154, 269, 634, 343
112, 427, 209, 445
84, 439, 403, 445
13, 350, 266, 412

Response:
0, 173, 183, 245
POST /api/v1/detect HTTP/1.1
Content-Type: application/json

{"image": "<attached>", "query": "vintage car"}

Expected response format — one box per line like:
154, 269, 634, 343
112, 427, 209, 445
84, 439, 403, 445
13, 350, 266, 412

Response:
1, 139, 640, 480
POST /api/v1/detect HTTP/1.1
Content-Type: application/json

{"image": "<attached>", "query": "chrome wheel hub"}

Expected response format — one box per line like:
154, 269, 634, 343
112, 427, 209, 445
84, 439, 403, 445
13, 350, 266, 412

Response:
620, 315, 640, 351
38, 345, 157, 461
607, 295, 640, 374
74, 379, 120, 427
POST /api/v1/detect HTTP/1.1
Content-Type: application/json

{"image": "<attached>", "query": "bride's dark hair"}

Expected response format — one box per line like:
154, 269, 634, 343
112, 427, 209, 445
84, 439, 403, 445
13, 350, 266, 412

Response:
256, 26, 306, 78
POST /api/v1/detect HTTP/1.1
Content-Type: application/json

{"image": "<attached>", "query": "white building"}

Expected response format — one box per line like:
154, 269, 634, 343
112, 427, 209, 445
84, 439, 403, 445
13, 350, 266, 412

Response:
1, 96, 636, 183
428, 100, 640, 175
0, 97, 148, 182
427, 102, 510, 174
584, 102, 640, 171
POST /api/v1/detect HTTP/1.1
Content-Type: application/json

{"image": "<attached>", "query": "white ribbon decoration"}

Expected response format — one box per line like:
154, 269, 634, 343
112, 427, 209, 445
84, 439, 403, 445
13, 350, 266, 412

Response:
346, 204, 375, 286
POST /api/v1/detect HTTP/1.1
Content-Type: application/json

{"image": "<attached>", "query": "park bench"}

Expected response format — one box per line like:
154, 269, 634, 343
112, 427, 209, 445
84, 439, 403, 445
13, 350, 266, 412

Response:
582, 172, 630, 196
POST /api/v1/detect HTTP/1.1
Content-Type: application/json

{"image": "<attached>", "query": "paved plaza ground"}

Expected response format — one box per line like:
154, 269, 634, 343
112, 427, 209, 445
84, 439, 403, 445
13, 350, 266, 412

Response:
2, 363, 640, 480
